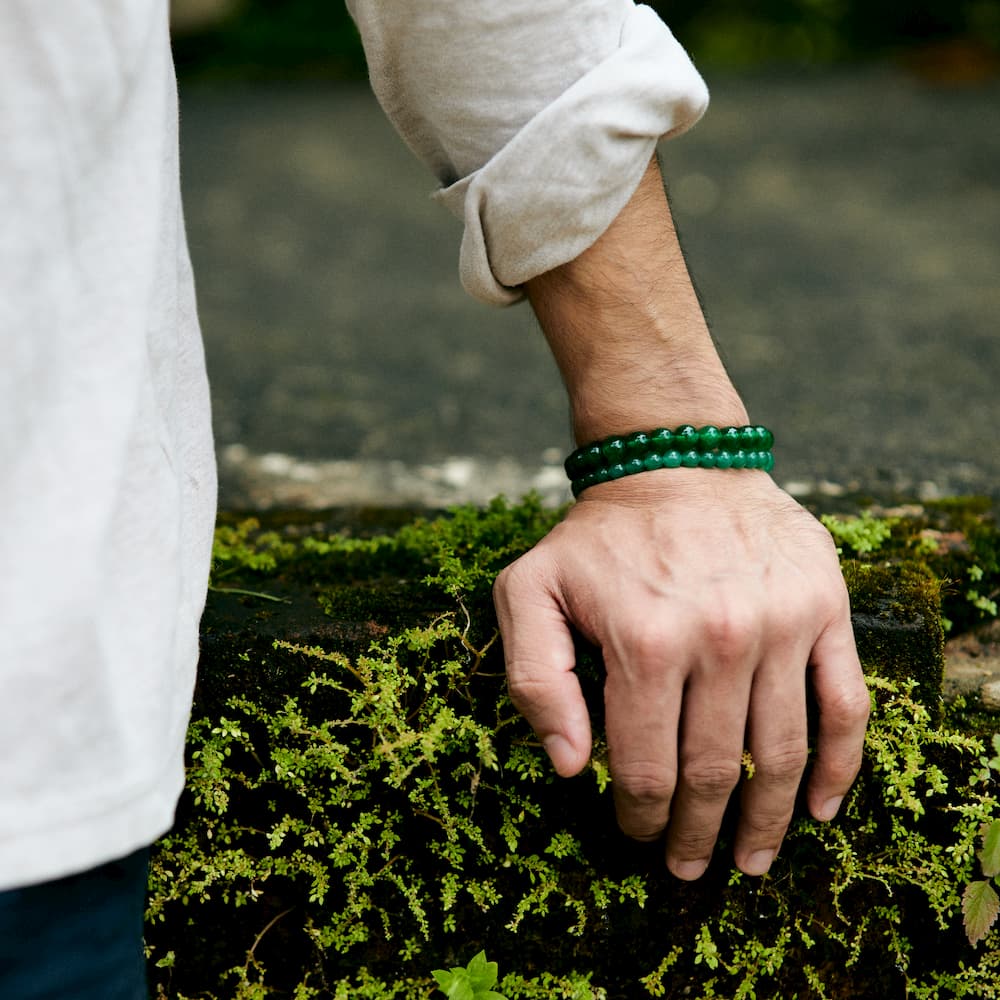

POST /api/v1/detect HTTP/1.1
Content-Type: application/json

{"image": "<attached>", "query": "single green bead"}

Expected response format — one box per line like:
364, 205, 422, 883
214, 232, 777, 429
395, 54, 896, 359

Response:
624, 457, 645, 476
643, 452, 664, 471
594, 466, 612, 484
601, 437, 626, 463
662, 450, 682, 468
674, 425, 699, 451
739, 426, 758, 448
720, 426, 742, 449
715, 450, 734, 469
756, 426, 775, 450
731, 450, 747, 469
696, 425, 722, 451
624, 431, 650, 456
563, 449, 587, 479
681, 449, 701, 468
744, 451, 760, 469
649, 428, 673, 449
579, 443, 605, 472
699, 451, 718, 468
607, 462, 627, 480
761, 451, 775, 473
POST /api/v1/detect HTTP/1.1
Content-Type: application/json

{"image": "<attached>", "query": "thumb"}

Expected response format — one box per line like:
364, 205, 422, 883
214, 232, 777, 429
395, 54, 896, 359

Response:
493, 559, 592, 776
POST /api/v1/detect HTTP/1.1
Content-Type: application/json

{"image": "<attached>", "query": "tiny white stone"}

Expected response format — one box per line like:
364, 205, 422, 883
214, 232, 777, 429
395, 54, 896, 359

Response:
782, 480, 814, 497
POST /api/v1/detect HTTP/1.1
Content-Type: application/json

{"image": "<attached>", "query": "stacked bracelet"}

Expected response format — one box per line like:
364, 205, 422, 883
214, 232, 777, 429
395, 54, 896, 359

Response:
566, 424, 775, 497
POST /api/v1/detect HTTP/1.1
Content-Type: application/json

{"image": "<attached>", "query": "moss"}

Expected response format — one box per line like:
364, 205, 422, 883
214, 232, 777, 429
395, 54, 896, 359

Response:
822, 499, 1000, 635
843, 561, 946, 715
147, 496, 1000, 1000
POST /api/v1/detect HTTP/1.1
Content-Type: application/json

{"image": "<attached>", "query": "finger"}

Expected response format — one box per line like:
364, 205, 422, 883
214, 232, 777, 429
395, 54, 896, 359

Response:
733, 656, 809, 876
665, 669, 750, 881
602, 644, 685, 842
493, 560, 592, 776
806, 611, 871, 821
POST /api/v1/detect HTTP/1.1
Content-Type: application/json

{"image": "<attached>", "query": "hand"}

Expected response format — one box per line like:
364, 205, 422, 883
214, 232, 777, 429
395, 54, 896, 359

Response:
492, 470, 870, 879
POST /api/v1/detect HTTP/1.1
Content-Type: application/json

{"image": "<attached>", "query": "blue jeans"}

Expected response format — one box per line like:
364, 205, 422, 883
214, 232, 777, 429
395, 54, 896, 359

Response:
0, 847, 149, 1000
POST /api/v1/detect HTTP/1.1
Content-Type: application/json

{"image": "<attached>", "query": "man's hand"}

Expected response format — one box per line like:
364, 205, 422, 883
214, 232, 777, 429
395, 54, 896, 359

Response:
493, 155, 870, 878
493, 471, 870, 879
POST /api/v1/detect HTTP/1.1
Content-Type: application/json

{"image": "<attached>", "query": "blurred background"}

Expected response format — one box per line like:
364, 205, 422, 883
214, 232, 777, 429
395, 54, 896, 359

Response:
170, 1, 1000, 509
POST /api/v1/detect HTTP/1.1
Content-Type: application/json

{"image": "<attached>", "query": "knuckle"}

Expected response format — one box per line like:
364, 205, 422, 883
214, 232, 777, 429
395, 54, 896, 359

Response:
702, 604, 757, 663
781, 585, 823, 630
682, 758, 742, 800
824, 679, 873, 729
815, 585, 851, 629
614, 763, 677, 808
505, 671, 552, 717
617, 811, 669, 841
668, 827, 717, 862
755, 741, 808, 784
492, 563, 512, 598
492, 555, 534, 601
740, 804, 792, 840
628, 622, 674, 667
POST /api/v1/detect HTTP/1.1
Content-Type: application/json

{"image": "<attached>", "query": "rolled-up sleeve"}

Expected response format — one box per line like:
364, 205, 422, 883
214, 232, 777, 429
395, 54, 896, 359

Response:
346, 0, 709, 305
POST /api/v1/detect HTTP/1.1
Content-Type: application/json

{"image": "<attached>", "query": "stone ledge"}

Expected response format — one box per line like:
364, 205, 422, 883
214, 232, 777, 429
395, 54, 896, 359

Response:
201, 501, 997, 716
945, 617, 1000, 704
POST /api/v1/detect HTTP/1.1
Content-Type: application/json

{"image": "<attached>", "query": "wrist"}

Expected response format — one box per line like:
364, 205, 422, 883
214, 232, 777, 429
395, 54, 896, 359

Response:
568, 364, 749, 445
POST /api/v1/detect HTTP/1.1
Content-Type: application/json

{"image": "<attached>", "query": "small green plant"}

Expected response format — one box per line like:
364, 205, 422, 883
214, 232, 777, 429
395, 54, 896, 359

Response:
148, 497, 1000, 999
965, 564, 999, 619
963, 735, 1000, 946
433, 951, 506, 1000
821, 510, 897, 555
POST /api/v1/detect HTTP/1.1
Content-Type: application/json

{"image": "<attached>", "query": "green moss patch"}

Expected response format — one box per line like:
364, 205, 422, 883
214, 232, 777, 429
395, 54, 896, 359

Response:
147, 496, 1000, 999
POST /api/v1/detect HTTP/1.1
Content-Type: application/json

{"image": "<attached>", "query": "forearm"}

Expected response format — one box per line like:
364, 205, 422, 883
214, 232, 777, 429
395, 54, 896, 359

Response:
526, 156, 747, 445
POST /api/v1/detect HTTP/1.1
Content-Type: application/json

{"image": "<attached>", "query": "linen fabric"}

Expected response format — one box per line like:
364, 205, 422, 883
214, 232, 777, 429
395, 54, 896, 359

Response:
347, 0, 709, 304
0, 2, 216, 892
0, 0, 706, 892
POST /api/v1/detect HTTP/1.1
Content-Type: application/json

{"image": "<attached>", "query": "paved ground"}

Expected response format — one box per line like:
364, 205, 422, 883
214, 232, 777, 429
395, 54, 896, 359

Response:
178, 67, 1000, 509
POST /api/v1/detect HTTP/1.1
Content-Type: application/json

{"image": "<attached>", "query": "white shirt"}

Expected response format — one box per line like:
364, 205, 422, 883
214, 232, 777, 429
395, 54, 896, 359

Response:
0, 0, 705, 891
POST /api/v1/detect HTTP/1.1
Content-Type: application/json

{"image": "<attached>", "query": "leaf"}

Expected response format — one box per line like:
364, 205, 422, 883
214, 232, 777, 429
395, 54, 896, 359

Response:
466, 951, 499, 991
431, 970, 475, 1000
449, 979, 475, 1000
433, 954, 505, 1000
963, 880, 1000, 946
982, 820, 1000, 878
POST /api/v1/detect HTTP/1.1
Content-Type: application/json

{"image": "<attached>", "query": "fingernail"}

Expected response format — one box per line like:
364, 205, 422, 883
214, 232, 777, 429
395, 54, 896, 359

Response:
818, 796, 843, 822
743, 849, 774, 876
670, 858, 709, 881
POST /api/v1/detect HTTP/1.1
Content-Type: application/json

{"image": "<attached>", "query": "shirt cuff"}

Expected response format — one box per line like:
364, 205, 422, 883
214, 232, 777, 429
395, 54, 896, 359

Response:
432, 4, 709, 306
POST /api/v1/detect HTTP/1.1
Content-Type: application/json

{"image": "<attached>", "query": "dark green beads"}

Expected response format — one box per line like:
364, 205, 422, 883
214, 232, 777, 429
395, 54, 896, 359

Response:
565, 424, 775, 497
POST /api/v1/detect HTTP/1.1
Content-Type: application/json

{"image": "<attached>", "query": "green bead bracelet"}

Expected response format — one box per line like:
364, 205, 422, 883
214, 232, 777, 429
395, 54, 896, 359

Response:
565, 425, 775, 497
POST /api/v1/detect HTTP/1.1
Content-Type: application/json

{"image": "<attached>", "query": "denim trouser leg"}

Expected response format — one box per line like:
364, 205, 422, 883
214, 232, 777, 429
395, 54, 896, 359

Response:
0, 847, 149, 1000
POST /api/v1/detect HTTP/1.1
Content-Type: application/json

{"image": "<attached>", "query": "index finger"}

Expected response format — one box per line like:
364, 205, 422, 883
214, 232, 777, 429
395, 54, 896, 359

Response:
493, 560, 593, 777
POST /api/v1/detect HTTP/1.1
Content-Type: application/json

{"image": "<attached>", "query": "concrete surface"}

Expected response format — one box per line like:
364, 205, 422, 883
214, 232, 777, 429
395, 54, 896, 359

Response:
178, 67, 1000, 508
